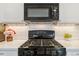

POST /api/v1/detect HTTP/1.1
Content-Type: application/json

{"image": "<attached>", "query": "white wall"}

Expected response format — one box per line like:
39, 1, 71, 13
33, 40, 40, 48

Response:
60, 3, 79, 23
0, 3, 79, 23
0, 3, 24, 22
29, 23, 53, 30
1, 3, 79, 23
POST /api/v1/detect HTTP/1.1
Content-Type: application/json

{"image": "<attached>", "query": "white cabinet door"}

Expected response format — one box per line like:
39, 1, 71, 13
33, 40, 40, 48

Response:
0, 48, 18, 56
0, 3, 23, 22
60, 3, 79, 23
67, 48, 79, 56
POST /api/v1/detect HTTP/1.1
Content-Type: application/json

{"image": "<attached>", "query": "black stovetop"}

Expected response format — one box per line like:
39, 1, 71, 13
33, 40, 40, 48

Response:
20, 30, 64, 48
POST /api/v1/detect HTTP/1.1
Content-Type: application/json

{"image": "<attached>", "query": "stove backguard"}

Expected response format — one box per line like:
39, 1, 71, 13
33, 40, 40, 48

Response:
28, 30, 55, 39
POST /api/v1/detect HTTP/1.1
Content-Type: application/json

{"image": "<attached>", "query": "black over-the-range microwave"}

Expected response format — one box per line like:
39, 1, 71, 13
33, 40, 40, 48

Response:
24, 3, 59, 22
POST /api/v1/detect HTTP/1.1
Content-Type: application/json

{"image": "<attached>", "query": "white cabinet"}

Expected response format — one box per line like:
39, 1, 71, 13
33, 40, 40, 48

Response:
0, 48, 18, 56
60, 3, 79, 23
0, 3, 23, 22
67, 48, 79, 56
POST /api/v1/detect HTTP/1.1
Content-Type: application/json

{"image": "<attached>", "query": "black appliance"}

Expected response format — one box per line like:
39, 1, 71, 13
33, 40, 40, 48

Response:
18, 30, 66, 56
24, 3, 59, 22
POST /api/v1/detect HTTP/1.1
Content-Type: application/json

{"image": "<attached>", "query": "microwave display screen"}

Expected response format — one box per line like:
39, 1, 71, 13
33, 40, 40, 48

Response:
27, 8, 49, 17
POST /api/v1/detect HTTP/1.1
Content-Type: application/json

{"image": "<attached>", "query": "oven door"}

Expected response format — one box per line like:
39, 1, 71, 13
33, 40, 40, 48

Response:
18, 47, 57, 56
18, 48, 34, 56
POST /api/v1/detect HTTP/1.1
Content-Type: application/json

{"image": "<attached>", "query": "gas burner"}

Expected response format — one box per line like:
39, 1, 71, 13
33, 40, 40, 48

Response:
20, 39, 64, 48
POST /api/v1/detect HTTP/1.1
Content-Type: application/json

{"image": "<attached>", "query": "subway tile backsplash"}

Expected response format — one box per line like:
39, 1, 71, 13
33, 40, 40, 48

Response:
8, 25, 28, 40
10, 23, 79, 40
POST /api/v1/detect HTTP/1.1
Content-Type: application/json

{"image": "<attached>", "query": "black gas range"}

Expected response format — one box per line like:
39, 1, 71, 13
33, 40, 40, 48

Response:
18, 30, 66, 56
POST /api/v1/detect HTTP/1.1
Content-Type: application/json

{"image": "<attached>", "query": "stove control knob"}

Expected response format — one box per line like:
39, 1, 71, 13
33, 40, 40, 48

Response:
56, 48, 66, 56
24, 50, 34, 56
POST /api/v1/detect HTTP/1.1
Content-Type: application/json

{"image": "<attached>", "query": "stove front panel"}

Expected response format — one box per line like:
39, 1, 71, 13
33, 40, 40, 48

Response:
18, 47, 66, 56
